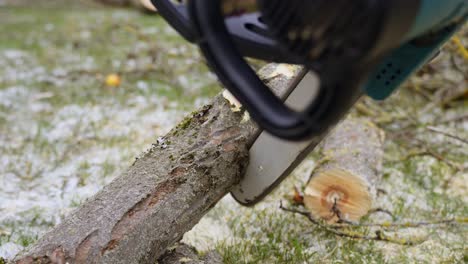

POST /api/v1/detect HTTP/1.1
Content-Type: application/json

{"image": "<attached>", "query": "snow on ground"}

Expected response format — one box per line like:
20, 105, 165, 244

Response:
0, 48, 184, 256
0, 3, 466, 263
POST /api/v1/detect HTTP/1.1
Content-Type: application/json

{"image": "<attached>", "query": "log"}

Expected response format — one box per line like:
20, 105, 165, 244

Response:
94, 0, 157, 11
13, 64, 303, 264
157, 243, 222, 264
94, 0, 134, 6
138, 0, 157, 11
303, 118, 385, 223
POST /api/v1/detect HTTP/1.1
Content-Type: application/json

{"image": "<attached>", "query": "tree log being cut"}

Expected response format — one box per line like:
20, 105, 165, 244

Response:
304, 118, 385, 223
14, 64, 303, 264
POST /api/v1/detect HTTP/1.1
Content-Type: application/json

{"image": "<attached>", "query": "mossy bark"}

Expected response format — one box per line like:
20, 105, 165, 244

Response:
14, 64, 303, 264
157, 243, 222, 264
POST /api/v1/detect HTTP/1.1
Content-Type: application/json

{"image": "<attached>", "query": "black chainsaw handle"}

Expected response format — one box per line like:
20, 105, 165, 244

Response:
189, 0, 363, 140
150, 0, 197, 41
150, 0, 300, 63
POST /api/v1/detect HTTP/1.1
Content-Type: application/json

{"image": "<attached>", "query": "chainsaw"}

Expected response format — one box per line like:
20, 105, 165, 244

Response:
150, 0, 467, 205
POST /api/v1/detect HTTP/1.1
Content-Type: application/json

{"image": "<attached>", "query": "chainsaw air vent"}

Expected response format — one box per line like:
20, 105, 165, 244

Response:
375, 61, 402, 86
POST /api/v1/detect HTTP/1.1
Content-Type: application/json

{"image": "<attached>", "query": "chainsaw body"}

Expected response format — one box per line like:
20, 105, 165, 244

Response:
153, 0, 466, 139
151, 0, 467, 204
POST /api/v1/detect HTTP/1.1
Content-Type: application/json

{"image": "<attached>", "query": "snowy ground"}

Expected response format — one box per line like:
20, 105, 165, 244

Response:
0, 2, 467, 263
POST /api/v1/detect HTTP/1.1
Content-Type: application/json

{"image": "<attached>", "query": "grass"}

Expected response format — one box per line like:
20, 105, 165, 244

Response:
0, 1, 220, 259
0, 3, 218, 109
205, 28, 468, 264
0, 1, 467, 262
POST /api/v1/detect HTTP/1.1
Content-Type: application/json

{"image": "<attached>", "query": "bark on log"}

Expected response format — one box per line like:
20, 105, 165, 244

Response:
13, 64, 303, 264
304, 118, 385, 223
157, 243, 222, 264
94, 0, 135, 6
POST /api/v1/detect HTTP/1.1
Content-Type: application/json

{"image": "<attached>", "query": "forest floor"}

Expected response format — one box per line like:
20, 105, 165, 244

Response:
0, 1, 467, 263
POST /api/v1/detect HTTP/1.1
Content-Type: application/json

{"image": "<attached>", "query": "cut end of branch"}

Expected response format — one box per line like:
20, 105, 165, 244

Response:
304, 168, 372, 223
139, 0, 157, 11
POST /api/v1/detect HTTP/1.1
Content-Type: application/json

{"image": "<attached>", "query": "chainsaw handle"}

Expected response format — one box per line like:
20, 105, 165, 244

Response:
151, 0, 302, 63
150, 0, 197, 41
189, 0, 362, 140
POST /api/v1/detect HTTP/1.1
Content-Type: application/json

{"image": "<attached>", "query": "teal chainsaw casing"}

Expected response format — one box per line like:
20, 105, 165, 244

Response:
151, 0, 467, 140
365, 0, 467, 100
150, 0, 467, 203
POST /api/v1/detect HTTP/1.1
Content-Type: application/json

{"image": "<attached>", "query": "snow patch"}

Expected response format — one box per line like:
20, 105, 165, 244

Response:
182, 217, 233, 252
0, 242, 23, 260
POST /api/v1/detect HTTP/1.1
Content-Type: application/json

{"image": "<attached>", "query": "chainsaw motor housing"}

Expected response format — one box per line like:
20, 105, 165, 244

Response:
151, 0, 467, 140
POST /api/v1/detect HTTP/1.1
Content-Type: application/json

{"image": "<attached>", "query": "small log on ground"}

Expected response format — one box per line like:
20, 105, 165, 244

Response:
304, 118, 385, 223
14, 64, 303, 264
95, 0, 157, 11
138, 0, 157, 11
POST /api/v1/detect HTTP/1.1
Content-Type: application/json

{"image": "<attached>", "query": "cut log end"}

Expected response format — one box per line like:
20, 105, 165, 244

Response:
303, 118, 383, 223
304, 168, 372, 223
139, 0, 157, 11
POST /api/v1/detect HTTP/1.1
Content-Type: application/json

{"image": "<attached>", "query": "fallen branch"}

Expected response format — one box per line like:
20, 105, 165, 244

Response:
281, 202, 467, 245
332, 217, 466, 229
94, 0, 157, 11
14, 64, 303, 263
280, 202, 424, 246
425, 126, 468, 145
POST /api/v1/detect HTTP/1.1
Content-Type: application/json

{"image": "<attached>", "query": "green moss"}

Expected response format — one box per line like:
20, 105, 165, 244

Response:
174, 107, 209, 133
176, 116, 193, 131
17, 234, 37, 247
102, 161, 116, 178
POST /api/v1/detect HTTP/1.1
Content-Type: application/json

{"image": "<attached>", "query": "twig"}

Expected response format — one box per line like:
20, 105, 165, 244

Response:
330, 199, 355, 225
439, 113, 468, 124
409, 82, 433, 101
425, 126, 468, 145
386, 136, 464, 190
402, 148, 463, 172
414, 138, 464, 171
368, 208, 395, 219
450, 51, 468, 78
334, 206, 439, 229
330, 218, 466, 230
376, 188, 388, 196
385, 114, 464, 170
279, 202, 423, 246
